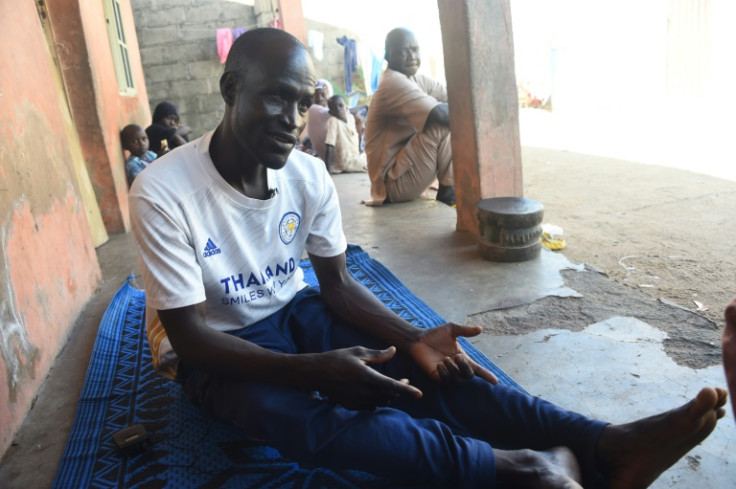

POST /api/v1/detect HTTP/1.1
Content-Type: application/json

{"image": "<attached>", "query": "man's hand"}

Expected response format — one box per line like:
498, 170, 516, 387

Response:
313, 346, 422, 411
408, 323, 498, 384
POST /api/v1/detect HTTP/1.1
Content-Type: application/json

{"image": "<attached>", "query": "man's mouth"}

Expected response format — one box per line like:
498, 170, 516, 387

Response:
270, 133, 297, 145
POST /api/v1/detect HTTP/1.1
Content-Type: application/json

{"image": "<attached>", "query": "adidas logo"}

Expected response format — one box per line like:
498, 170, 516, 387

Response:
202, 238, 222, 258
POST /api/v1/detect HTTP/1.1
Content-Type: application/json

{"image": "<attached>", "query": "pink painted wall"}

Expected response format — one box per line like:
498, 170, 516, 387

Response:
0, 0, 150, 455
0, 0, 102, 454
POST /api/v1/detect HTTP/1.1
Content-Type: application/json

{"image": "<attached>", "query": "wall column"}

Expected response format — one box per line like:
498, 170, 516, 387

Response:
437, 0, 523, 235
278, 0, 307, 45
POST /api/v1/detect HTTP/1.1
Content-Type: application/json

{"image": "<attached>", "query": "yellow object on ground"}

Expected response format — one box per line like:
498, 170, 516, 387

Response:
541, 223, 566, 251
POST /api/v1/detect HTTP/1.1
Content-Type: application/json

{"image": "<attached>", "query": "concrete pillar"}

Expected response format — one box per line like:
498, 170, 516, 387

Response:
278, 0, 308, 46
437, 0, 523, 235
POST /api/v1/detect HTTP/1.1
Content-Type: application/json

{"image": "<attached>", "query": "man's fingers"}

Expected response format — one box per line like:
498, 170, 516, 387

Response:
436, 362, 450, 383
393, 378, 422, 398
442, 356, 461, 379
454, 354, 475, 379
362, 346, 397, 364
450, 323, 483, 339
472, 360, 499, 385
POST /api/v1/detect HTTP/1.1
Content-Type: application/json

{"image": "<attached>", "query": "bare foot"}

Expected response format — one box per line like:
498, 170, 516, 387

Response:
495, 446, 583, 488
597, 387, 728, 489
361, 199, 384, 207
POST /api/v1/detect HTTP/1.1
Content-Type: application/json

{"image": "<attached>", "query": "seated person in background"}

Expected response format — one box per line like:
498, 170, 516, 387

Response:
146, 101, 192, 156
724, 296, 736, 418
121, 124, 157, 185
130, 28, 728, 489
301, 79, 332, 160
364, 27, 454, 207
324, 95, 367, 174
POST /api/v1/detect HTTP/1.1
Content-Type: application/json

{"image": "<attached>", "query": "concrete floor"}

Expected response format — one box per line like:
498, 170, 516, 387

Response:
0, 171, 733, 488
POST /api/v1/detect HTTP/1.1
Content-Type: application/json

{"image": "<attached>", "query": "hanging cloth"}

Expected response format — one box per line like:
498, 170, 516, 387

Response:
308, 29, 325, 61
216, 28, 234, 64
337, 36, 358, 93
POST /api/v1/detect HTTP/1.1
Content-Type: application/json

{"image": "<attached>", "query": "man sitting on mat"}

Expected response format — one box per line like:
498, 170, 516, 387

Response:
130, 28, 727, 489
364, 27, 455, 207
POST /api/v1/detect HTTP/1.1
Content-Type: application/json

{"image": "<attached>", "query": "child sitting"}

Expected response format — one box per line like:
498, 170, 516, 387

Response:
145, 101, 192, 156
121, 124, 157, 185
324, 95, 367, 174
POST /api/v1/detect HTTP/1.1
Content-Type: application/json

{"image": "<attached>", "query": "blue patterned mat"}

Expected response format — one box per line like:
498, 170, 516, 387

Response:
52, 245, 523, 489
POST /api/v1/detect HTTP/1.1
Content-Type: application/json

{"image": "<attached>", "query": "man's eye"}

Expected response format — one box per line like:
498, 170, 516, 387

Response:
265, 94, 285, 104
298, 101, 311, 113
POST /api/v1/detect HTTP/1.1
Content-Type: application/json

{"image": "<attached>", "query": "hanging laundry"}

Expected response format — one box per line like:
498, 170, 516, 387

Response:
216, 28, 234, 64
308, 29, 325, 61
337, 36, 358, 93
232, 27, 248, 40
370, 50, 383, 93
357, 42, 381, 96
216, 27, 249, 64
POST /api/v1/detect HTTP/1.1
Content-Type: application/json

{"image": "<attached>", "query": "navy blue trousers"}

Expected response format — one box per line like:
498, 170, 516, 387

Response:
183, 288, 607, 488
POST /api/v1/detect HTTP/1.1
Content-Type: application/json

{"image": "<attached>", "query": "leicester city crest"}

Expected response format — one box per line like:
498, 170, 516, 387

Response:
278, 211, 301, 244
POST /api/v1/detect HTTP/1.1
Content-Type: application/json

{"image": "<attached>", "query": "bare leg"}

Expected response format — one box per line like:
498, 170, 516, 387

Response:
597, 387, 728, 489
495, 446, 583, 489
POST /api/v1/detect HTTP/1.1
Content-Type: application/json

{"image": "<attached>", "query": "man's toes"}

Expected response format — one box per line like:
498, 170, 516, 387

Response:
692, 387, 719, 414
714, 388, 728, 409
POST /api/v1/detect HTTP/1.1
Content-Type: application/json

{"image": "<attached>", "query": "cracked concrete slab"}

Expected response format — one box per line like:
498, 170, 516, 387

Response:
470, 318, 734, 488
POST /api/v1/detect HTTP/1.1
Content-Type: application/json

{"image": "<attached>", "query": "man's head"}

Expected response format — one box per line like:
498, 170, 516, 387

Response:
385, 28, 420, 77
327, 95, 347, 122
314, 79, 332, 107
219, 28, 316, 170
152, 101, 180, 128
121, 124, 149, 157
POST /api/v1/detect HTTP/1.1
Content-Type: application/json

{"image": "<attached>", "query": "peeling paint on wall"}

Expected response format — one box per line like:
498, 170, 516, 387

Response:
0, 227, 39, 404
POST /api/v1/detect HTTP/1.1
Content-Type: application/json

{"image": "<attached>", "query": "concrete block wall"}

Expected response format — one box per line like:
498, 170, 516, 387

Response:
130, 1, 367, 138
131, 0, 257, 138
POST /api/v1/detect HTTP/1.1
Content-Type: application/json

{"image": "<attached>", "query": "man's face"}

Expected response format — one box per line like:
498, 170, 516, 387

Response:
314, 88, 328, 107
161, 114, 179, 128
229, 44, 315, 170
125, 129, 149, 157
386, 31, 421, 77
328, 97, 347, 122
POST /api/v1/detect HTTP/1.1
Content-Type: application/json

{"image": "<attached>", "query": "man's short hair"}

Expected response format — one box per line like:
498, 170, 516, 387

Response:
384, 27, 414, 59
224, 28, 305, 78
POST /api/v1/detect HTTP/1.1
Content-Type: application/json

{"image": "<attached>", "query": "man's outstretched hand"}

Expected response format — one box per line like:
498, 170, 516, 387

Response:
314, 346, 422, 411
409, 323, 498, 384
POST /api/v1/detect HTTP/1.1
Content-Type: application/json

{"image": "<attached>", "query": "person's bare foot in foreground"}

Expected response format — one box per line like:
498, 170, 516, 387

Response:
597, 387, 728, 489
495, 446, 583, 488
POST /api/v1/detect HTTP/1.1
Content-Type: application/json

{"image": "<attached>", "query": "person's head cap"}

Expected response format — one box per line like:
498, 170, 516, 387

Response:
315, 78, 333, 98
152, 101, 179, 123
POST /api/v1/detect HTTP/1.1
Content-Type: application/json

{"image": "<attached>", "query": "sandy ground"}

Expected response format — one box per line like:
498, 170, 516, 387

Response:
519, 109, 736, 367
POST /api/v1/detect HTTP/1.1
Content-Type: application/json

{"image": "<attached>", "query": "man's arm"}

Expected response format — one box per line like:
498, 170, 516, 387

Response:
309, 252, 498, 384
176, 125, 192, 138
424, 102, 450, 129
324, 144, 335, 174
158, 301, 421, 410
349, 104, 369, 115
168, 133, 188, 149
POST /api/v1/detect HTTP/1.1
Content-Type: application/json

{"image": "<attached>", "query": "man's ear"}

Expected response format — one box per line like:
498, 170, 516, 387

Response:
220, 72, 238, 106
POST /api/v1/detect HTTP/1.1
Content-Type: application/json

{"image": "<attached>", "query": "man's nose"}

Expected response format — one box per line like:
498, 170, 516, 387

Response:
279, 103, 300, 130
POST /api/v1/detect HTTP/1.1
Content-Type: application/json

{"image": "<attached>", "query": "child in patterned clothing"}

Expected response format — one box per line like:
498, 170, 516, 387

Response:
122, 124, 157, 185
